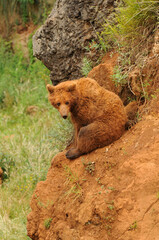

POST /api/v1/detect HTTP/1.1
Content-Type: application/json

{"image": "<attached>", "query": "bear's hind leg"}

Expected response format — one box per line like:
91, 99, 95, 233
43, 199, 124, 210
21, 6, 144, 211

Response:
66, 148, 82, 160
66, 122, 113, 160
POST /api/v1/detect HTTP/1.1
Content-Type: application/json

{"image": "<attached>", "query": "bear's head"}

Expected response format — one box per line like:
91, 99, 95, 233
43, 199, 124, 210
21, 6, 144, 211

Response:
46, 82, 77, 119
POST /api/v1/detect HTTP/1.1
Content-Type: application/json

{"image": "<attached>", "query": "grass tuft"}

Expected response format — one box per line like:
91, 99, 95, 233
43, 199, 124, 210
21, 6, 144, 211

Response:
81, 57, 93, 77
98, 0, 159, 91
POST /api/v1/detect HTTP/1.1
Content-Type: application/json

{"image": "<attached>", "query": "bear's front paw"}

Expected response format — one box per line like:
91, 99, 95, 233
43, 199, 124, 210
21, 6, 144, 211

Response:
66, 148, 82, 160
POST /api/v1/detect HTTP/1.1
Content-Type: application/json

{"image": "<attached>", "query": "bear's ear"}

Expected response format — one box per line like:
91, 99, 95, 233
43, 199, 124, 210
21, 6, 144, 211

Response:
46, 84, 54, 94
67, 83, 76, 92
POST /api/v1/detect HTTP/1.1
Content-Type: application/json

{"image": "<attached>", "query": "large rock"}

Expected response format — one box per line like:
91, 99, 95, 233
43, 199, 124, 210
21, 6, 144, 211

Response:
33, 0, 117, 85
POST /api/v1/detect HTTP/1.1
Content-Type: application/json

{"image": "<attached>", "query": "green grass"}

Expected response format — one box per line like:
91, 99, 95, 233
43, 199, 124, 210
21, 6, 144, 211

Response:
116, 0, 159, 40
44, 218, 52, 229
0, 38, 72, 239
100, 0, 159, 49
97, 0, 159, 91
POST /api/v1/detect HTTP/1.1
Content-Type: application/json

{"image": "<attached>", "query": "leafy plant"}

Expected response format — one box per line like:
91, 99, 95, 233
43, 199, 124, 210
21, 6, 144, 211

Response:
64, 165, 82, 199
108, 205, 114, 211
84, 40, 100, 52
128, 221, 138, 230
112, 66, 128, 87
82, 160, 95, 176
81, 57, 93, 77
44, 218, 52, 229
0, 152, 15, 180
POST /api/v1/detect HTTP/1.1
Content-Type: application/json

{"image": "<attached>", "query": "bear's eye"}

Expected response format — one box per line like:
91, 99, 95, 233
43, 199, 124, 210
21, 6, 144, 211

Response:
56, 102, 61, 107
65, 101, 69, 105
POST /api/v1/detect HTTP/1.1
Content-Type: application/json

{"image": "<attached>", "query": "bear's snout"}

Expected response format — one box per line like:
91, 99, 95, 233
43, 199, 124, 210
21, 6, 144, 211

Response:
59, 104, 69, 119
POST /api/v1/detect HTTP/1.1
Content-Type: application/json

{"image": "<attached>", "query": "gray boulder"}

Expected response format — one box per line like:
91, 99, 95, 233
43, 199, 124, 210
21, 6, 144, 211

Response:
33, 0, 117, 85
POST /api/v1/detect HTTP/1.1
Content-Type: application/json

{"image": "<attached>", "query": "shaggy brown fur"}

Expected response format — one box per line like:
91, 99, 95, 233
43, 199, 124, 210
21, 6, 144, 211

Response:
47, 78, 127, 159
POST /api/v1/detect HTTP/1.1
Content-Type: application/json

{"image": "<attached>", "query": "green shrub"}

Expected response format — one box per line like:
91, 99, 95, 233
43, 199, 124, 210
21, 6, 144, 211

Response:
100, 0, 159, 48
112, 65, 128, 87
81, 57, 93, 77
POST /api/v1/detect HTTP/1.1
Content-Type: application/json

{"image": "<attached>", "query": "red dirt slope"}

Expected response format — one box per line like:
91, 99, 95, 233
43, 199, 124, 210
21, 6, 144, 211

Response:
27, 95, 159, 240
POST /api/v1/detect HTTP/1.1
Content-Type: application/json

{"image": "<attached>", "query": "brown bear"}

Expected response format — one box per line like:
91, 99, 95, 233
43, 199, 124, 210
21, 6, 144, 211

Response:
47, 77, 127, 160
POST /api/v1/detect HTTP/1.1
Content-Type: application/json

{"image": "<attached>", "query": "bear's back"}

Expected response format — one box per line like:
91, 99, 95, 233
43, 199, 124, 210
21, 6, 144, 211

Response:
76, 77, 122, 108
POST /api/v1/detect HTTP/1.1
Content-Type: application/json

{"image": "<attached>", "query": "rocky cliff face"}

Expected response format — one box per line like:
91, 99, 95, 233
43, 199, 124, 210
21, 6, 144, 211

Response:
33, 0, 117, 85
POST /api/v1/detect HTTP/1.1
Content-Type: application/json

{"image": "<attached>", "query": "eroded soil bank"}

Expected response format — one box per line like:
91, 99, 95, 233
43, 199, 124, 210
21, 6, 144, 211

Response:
27, 94, 159, 240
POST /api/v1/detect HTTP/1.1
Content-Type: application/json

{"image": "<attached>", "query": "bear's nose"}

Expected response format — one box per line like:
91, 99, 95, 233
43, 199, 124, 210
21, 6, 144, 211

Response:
63, 115, 67, 119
